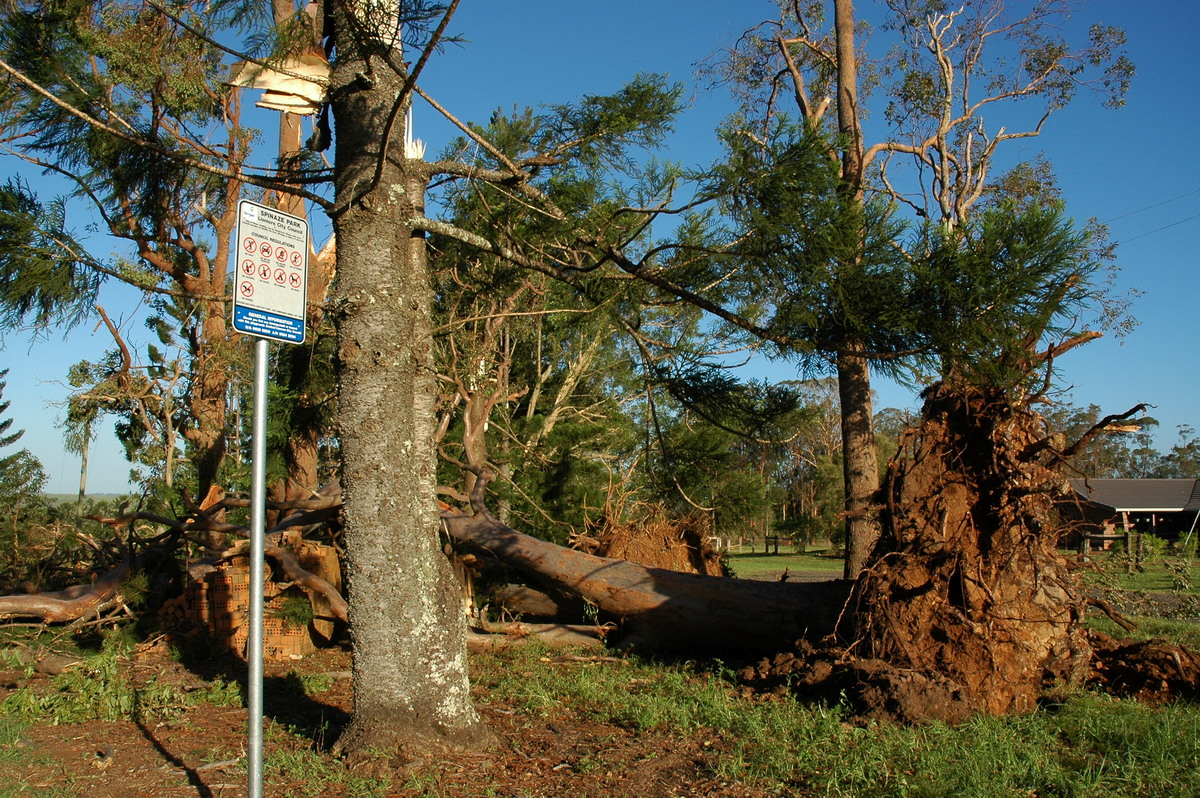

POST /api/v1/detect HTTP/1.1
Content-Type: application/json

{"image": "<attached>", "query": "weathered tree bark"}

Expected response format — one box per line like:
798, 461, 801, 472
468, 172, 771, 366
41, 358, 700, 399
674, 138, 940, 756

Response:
838, 349, 881, 579
328, 6, 488, 757
442, 504, 851, 653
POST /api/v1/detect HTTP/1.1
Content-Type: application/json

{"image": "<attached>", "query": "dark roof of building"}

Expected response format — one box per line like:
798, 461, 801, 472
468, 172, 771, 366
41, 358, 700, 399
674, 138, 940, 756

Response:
1068, 479, 1200, 513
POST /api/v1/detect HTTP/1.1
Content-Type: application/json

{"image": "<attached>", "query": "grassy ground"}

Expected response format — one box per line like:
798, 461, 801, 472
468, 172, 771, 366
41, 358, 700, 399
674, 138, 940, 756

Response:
724, 549, 845, 580
1, 554, 1198, 796
3, 634, 1200, 797
474, 644, 1200, 798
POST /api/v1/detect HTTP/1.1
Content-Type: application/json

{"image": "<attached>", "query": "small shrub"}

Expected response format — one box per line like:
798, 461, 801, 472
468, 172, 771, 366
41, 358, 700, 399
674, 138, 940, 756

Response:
272, 593, 314, 628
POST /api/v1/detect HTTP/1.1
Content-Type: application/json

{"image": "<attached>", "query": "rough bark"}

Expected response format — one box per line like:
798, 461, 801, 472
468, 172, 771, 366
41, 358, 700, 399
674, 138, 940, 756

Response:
328, 7, 488, 757
442, 504, 851, 654
839, 349, 880, 578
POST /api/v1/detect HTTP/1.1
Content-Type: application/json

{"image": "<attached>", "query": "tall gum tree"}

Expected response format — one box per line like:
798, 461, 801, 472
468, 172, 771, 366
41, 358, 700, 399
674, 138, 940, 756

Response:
701, 0, 1132, 575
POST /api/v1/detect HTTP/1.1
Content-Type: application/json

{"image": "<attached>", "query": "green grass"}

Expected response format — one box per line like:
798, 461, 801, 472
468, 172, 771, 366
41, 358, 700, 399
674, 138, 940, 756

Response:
725, 550, 845, 579
1085, 615, 1200, 650
262, 730, 393, 797
0, 637, 241, 726
473, 644, 1200, 797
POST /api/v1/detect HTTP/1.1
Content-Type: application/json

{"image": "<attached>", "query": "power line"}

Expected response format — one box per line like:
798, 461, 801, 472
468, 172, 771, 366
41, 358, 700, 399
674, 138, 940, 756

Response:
1103, 188, 1200, 224
1119, 212, 1200, 245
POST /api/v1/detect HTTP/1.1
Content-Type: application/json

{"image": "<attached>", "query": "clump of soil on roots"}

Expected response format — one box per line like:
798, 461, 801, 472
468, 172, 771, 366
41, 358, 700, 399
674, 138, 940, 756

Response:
571, 503, 727, 577
739, 381, 1200, 724
850, 381, 1092, 721
741, 382, 1108, 723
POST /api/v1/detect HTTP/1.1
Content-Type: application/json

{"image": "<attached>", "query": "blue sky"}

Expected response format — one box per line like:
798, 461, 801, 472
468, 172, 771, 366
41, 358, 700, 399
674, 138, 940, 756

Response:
2, 0, 1198, 494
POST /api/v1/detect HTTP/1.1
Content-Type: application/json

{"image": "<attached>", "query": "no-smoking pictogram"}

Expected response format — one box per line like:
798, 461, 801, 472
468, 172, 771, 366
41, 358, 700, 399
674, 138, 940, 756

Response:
234, 199, 308, 344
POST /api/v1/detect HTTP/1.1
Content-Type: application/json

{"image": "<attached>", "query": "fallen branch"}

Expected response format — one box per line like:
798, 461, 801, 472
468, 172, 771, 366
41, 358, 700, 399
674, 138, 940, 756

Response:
0, 561, 130, 623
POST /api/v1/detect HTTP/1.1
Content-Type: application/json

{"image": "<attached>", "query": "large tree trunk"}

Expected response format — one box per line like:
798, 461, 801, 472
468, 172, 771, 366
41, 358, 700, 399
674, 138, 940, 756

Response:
831, 0, 881, 580
838, 349, 880, 578
329, 10, 488, 757
442, 505, 851, 653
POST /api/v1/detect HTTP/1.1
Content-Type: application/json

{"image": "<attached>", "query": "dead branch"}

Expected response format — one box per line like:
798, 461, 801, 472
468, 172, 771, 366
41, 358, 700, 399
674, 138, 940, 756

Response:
1057, 403, 1152, 461
0, 561, 130, 622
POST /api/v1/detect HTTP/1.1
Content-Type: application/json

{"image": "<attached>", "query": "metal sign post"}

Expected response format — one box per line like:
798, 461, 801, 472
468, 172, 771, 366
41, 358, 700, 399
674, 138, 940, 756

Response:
233, 199, 308, 798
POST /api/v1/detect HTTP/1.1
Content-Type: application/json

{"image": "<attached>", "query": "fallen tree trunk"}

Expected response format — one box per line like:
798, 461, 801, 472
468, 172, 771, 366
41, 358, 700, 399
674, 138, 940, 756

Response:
0, 485, 348, 628
0, 560, 130, 623
441, 505, 851, 653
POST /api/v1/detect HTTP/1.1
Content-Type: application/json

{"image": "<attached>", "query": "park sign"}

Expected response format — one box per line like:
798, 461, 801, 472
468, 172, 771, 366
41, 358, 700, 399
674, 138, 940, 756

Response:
229, 197, 311, 798
232, 199, 308, 344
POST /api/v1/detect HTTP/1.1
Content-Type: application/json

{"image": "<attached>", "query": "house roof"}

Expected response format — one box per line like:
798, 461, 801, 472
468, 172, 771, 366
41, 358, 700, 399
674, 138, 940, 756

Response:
1068, 478, 1200, 513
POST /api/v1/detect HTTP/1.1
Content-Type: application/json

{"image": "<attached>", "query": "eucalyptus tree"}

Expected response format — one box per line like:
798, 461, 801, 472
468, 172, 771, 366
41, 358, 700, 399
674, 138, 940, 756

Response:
697, 0, 1132, 575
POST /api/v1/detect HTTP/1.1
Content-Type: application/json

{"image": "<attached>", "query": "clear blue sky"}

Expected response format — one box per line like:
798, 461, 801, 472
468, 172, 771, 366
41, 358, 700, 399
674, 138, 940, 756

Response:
2, 0, 1197, 495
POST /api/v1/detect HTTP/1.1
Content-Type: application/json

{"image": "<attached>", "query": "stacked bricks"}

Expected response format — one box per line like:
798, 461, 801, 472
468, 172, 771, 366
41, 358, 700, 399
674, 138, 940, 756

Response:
159, 540, 341, 660
294, 539, 342, 644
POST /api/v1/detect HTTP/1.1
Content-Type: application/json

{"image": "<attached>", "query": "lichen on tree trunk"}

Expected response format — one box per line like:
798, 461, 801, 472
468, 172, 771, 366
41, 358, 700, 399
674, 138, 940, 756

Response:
851, 380, 1091, 719
328, 7, 489, 757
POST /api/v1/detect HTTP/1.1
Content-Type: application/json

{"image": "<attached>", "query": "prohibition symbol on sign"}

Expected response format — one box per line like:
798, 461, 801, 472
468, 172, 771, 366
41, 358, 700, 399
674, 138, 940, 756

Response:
233, 199, 307, 344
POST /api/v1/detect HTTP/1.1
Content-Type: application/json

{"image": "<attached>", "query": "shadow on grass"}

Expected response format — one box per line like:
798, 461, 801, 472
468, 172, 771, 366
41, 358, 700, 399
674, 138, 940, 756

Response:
180, 642, 352, 751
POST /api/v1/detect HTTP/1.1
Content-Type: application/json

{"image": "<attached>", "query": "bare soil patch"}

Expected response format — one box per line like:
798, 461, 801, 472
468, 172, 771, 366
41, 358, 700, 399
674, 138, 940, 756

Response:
0, 645, 774, 797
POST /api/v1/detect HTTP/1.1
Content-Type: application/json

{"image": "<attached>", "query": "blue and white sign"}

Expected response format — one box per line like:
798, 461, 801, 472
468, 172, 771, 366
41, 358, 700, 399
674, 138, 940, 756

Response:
232, 200, 308, 344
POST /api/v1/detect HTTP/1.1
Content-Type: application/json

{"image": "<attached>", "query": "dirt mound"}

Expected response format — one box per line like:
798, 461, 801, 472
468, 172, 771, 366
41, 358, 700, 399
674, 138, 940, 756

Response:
736, 641, 978, 726
571, 504, 727, 576
1086, 629, 1200, 703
